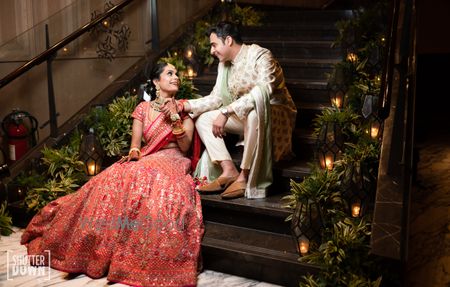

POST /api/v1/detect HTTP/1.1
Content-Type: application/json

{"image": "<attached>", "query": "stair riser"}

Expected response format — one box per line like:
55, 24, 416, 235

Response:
242, 28, 339, 41
202, 205, 291, 235
263, 45, 341, 60
296, 108, 324, 128
291, 140, 316, 161
282, 65, 333, 80
262, 10, 352, 23
202, 246, 319, 287
289, 86, 330, 104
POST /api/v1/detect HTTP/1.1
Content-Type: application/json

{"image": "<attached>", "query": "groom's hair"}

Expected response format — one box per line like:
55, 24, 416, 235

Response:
207, 21, 243, 45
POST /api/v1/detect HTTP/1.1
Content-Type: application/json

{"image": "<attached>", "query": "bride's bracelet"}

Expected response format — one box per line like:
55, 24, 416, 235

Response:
128, 147, 141, 156
171, 120, 185, 136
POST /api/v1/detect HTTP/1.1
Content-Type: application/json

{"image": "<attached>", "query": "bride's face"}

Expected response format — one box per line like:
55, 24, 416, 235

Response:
155, 64, 179, 97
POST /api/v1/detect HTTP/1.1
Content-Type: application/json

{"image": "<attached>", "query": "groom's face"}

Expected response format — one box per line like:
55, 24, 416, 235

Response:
209, 33, 232, 63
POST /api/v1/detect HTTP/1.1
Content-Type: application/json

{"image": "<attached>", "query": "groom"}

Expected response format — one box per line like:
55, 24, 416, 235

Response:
181, 21, 296, 199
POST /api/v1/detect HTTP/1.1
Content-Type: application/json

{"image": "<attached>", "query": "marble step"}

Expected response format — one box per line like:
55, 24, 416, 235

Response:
255, 8, 353, 24
242, 26, 339, 41
280, 58, 338, 81
240, 8, 351, 41
286, 79, 330, 104
292, 128, 317, 160
295, 102, 329, 129
201, 221, 320, 287
246, 40, 342, 59
200, 192, 294, 235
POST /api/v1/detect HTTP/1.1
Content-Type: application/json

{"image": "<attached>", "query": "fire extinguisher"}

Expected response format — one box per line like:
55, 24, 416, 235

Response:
1, 110, 38, 162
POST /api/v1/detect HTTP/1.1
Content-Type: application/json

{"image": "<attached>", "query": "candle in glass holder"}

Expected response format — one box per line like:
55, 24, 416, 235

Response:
88, 162, 96, 176
299, 238, 310, 255
351, 202, 361, 217
325, 156, 333, 170
347, 52, 358, 63
187, 67, 195, 78
333, 97, 342, 108
370, 126, 379, 139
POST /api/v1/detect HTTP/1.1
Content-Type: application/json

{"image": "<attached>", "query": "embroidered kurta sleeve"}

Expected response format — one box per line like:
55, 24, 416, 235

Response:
229, 49, 277, 119
131, 101, 146, 122
188, 64, 224, 118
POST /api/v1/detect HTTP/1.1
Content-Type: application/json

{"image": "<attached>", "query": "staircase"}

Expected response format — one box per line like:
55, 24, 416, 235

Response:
194, 6, 352, 287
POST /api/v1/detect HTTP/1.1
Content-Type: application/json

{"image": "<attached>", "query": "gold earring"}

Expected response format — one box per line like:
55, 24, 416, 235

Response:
156, 85, 160, 98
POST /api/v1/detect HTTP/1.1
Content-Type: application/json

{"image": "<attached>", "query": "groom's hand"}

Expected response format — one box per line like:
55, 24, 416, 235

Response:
212, 113, 228, 138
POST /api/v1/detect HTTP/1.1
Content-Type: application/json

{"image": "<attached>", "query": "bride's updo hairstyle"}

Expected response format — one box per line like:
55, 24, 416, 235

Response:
147, 62, 169, 100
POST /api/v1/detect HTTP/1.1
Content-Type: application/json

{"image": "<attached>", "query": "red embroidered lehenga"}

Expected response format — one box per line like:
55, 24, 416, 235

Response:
21, 101, 204, 287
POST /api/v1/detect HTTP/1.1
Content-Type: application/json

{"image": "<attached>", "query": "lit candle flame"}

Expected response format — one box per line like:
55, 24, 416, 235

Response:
351, 202, 361, 217
371, 127, 379, 139
333, 97, 342, 108
299, 238, 310, 255
186, 49, 193, 58
347, 53, 358, 63
325, 156, 333, 170
88, 163, 96, 176
187, 67, 194, 78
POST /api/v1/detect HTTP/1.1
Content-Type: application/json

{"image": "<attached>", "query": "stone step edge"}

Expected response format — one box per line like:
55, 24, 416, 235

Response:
200, 193, 293, 218
204, 220, 295, 252
202, 236, 320, 272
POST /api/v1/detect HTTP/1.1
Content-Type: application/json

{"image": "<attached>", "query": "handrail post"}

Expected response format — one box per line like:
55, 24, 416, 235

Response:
151, 0, 160, 51
45, 24, 58, 138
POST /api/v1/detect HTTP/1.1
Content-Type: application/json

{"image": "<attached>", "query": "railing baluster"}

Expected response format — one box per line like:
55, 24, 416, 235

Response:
151, 0, 160, 51
45, 24, 58, 138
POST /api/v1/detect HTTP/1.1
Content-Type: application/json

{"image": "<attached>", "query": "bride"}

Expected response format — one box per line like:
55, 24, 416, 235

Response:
21, 62, 204, 287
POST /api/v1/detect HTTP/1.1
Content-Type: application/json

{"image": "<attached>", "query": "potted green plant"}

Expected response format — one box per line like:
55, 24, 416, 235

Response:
83, 94, 138, 160
0, 201, 13, 235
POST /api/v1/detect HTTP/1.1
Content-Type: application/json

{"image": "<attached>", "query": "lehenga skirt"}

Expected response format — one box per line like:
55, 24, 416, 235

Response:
21, 148, 204, 287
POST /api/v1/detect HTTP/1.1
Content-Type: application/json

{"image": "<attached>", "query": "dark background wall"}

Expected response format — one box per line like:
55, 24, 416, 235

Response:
415, 0, 450, 139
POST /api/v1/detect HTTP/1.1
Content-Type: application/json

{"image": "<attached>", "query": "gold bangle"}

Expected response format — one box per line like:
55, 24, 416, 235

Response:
128, 147, 141, 156
171, 120, 185, 135
172, 127, 185, 136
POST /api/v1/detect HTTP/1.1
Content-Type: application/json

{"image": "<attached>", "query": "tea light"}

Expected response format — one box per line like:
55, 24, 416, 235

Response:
87, 162, 96, 176
299, 238, 310, 255
370, 126, 379, 139
325, 156, 333, 170
351, 202, 361, 217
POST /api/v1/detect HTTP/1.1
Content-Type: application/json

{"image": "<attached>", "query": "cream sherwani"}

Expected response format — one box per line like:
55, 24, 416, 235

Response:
189, 44, 297, 198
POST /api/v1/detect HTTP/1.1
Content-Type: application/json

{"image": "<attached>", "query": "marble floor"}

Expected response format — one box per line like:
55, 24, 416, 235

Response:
0, 228, 282, 287
405, 133, 450, 287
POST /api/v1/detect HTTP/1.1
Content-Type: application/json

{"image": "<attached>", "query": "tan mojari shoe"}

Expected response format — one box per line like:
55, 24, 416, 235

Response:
220, 181, 246, 199
197, 176, 237, 193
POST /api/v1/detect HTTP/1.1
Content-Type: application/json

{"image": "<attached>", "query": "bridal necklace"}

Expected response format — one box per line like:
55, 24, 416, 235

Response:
150, 97, 165, 112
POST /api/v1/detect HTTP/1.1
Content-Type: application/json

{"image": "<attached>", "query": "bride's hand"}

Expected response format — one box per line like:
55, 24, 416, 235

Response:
118, 150, 140, 163
160, 98, 179, 118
